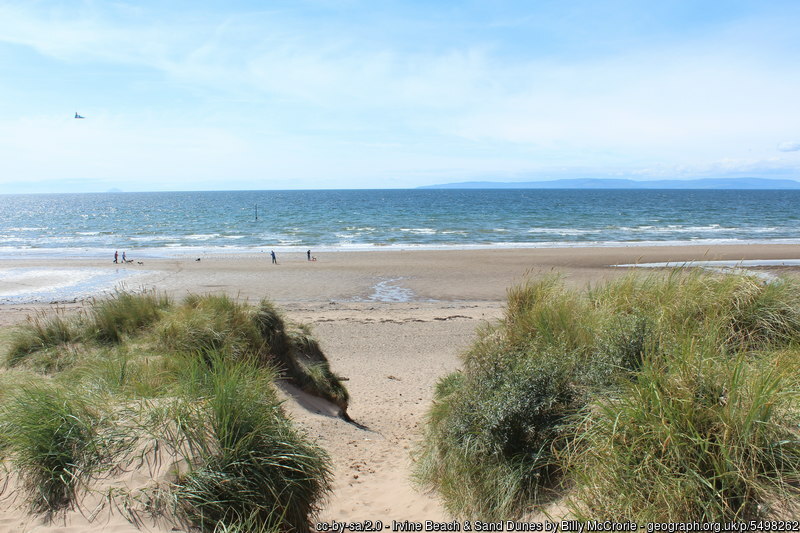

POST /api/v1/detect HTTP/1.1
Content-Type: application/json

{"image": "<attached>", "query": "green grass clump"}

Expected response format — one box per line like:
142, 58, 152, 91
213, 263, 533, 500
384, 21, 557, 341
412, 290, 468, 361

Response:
157, 294, 264, 362
0, 384, 113, 513
157, 294, 349, 411
7, 310, 80, 367
415, 271, 800, 521
254, 299, 292, 356
570, 351, 800, 520
6, 292, 349, 413
169, 356, 331, 532
415, 278, 591, 519
255, 300, 349, 412
0, 291, 340, 530
415, 361, 574, 520
286, 326, 350, 412
300, 361, 350, 412
89, 290, 172, 344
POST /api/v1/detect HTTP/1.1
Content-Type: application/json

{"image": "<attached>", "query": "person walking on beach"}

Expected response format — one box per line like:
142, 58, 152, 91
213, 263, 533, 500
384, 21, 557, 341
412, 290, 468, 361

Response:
307, 249, 311, 261
271, 250, 277, 264
122, 251, 127, 263
114, 250, 118, 264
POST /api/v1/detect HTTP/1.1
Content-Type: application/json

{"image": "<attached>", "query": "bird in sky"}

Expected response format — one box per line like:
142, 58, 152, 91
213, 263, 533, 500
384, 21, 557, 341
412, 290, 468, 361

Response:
74, 112, 85, 119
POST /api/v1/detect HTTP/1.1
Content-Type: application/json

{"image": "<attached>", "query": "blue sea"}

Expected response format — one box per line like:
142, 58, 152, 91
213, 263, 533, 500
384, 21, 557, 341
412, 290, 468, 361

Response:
0, 189, 799, 258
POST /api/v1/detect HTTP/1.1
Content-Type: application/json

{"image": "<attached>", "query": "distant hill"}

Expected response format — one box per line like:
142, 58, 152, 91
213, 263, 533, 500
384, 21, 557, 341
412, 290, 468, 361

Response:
417, 178, 800, 190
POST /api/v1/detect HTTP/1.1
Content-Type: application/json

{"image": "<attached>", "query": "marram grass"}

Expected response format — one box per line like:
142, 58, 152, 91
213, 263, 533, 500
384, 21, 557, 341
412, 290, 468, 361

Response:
89, 290, 172, 344
7, 309, 80, 367
5, 292, 349, 411
568, 351, 800, 520
415, 270, 800, 521
0, 384, 115, 513
169, 356, 332, 533
0, 291, 341, 531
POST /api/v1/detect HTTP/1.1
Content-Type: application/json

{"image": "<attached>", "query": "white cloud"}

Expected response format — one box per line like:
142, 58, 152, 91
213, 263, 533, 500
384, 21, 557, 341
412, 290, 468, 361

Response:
0, 113, 538, 190
2, 2, 800, 189
0, 114, 250, 183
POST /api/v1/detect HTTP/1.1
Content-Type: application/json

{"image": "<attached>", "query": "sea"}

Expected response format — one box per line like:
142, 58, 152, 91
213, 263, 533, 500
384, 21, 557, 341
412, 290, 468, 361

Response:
1, 189, 799, 259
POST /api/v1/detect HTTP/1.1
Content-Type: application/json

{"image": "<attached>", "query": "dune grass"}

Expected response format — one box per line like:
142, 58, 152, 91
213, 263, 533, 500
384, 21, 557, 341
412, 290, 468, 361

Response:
168, 355, 331, 532
285, 325, 350, 412
89, 290, 172, 344
415, 270, 800, 521
7, 309, 80, 366
0, 383, 116, 513
5, 290, 171, 369
569, 350, 800, 520
5, 292, 349, 411
154, 295, 350, 411
0, 291, 341, 530
156, 294, 264, 364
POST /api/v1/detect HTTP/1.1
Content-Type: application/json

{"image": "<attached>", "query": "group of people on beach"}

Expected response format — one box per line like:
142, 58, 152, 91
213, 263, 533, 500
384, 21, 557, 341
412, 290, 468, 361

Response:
269, 250, 317, 264
113, 249, 317, 265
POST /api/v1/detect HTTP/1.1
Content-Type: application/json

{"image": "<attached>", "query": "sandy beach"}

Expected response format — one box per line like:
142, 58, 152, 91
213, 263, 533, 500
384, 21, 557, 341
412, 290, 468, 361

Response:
1, 243, 799, 531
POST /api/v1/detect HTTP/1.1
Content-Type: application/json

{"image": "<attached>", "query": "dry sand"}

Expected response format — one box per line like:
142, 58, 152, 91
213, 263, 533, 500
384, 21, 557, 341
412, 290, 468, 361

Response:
1, 244, 799, 531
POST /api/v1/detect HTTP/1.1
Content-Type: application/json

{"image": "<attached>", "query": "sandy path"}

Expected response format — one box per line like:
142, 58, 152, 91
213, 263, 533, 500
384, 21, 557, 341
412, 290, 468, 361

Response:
281, 304, 501, 522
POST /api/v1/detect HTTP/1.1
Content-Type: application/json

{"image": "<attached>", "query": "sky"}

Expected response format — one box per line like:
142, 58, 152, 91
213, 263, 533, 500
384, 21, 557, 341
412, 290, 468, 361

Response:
1, 0, 800, 193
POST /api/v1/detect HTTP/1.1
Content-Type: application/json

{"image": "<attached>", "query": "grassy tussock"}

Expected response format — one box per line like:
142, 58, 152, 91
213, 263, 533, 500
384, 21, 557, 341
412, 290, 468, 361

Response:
300, 361, 350, 412
286, 326, 350, 412
89, 290, 172, 344
255, 300, 349, 412
168, 357, 331, 532
415, 370, 564, 520
0, 384, 115, 513
157, 295, 264, 362
6, 292, 348, 412
7, 310, 80, 366
570, 353, 800, 520
1, 292, 339, 530
157, 295, 348, 410
415, 271, 800, 521
254, 299, 292, 356
6, 290, 171, 368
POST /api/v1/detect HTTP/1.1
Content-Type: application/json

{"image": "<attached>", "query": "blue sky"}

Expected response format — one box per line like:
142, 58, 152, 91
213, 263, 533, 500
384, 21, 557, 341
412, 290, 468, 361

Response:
1, 0, 799, 192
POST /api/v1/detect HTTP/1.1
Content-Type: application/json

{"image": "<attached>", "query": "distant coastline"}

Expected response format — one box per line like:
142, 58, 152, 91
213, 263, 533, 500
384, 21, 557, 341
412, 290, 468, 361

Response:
417, 177, 800, 190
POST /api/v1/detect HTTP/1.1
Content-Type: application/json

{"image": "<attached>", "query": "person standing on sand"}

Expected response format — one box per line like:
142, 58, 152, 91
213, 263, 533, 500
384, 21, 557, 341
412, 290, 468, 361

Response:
114, 250, 118, 264
122, 251, 127, 263
307, 249, 311, 261
271, 250, 277, 264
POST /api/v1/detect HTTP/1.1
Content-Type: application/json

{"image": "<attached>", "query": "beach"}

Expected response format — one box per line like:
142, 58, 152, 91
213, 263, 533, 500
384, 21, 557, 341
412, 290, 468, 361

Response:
5, 243, 800, 309
1, 243, 799, 530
